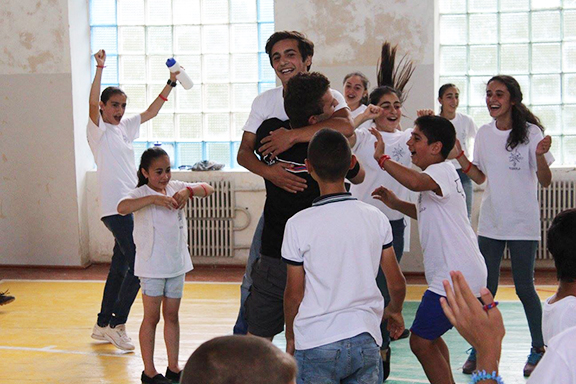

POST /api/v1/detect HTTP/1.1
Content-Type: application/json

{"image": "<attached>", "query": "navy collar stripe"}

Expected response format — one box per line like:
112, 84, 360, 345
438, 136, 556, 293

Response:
312, 192, 357, 206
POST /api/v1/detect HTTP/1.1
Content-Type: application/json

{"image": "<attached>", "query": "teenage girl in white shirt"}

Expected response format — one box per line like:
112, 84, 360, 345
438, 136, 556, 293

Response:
343, 72, 373, 130
452, 75, 553, 377
118, 147, 214, 384
437, 84, 478, 219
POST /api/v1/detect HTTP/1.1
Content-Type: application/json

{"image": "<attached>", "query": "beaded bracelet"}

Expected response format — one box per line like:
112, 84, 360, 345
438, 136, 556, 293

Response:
470, 370, 504, 384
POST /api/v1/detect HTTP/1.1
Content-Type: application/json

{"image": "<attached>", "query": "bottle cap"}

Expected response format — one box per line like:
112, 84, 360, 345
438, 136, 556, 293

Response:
154, 141, 162, 146
166, 58, 176, 68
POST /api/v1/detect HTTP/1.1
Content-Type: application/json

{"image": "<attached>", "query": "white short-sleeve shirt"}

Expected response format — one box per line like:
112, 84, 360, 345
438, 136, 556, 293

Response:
282, 193, 393, 351
473, 121, 554, 240
418, 162, 487, 296
242, 86, 348, 134
449, 113, 477, 170
527, 326, 576, 383
350, 125, 413, 221
87, 114, 141, 218
542, 295, 576, 345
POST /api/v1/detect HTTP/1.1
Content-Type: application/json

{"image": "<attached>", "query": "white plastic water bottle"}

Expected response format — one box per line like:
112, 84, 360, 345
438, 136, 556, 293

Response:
166, 58, 194, 90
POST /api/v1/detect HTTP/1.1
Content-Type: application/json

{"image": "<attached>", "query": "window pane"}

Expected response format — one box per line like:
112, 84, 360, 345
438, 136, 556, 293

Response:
259, 82, 276, 93
202, 25, 230, 53
206, 142, 231, 167
147, 27, 173, 54
440, 46, 468, 75
531, 43, 561, 74
258, 0, 275, 22
259, 23, 275, 52
469, 76, 491, 106
149, 114, 175, 139
122, 84, 147, 112
119, 55, 145, 83
500, 44, 529, 74
148, 56, 169, 83
202, 0, 229, 24
233, 112, 249, 140
119, 27, 145, 54
232, 83, 258, 111
532, 106, 561, 135
531, 11, 561, 42
439, 0, 466, 13
176, 114, 202, 139
440, 15, 467, 45
566, 0, 576, 9
117, 0, 145, 25
564, 74, 576, 104
95, 55, 118, 84
173, 0, 201, 25
231, 54, 259, 82
531, 74, 561, 105
175, 55, 201, 83
469, 0, 496, 12
91, 27, 118, 55
231, 24, 259, 53
259, 53, 275, 82
563, 43, 576, 72
564, 105, 576, 134
204, 114, 231, 140
500, 0, 529, 11
467, 107, 491, 127
469, 14, 498, 44
90, 0, 116, 25
565, 11, 576, 41
146, 0, 172, 26
133, 142, 149, 164
500, 13, 529, 43
469, 45, 498, 75
149, 84, 174, 111
174, 26, 201, 54
514, 75, 531, 105
176, 86, 202, 112
204, 84, 230, 111
177, 143, 204, 165
531, 0, 561, 10
230, 0, 257, 23
562, 136, 576, 165
439, 76, 468, 106
203, 55, 230, 82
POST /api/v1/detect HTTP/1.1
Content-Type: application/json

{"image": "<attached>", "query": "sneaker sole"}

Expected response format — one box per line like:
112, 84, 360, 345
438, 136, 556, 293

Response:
103, 334, 135, 351
0, 298, 15, 306
91, 333, 108, 341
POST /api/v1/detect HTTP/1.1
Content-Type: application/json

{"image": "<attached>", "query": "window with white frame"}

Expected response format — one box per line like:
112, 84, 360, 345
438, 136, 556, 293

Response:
439, 0, 576, 166
90, 0, 276, 169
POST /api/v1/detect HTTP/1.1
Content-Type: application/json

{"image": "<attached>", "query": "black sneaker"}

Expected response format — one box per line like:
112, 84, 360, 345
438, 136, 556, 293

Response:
0, 290, 15, 306
381, 347, 391, 382
165, 368, 181, 383
141, 372, 172, 384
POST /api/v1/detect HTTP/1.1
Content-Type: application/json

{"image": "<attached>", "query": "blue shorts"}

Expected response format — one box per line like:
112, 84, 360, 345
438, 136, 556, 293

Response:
410, 290, 453, 340
139, 274, 185, 299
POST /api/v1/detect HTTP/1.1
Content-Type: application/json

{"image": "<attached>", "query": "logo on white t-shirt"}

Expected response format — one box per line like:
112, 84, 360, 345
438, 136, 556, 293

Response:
392, 145, 406, 161
508, 148, 523, 170
455, 178, 465, 199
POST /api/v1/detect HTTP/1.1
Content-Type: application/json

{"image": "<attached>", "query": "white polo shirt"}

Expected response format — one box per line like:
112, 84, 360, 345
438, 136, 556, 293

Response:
282, 193, 393, 350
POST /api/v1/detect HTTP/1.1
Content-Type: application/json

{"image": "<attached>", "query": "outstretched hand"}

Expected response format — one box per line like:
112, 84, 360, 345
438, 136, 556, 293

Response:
94, 49, 106, 66
372, 186, 399, 209
439, 271, 505, 354
369, 127, 386, 161
536, 135, 552, 156
416, 109, 435, 117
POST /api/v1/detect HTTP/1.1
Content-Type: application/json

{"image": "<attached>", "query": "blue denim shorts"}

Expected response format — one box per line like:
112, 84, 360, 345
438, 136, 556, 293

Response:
411, 290, 453, 340
139, 274, 185, 299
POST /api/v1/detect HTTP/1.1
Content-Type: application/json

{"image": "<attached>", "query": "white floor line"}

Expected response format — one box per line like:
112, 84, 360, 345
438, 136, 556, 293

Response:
0, 345, 138, 358
0, 279, 240, 285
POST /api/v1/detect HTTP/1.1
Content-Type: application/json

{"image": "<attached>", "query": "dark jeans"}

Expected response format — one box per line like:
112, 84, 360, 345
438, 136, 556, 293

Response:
376, 219, 406, 349
457, 168, 473, 220
478, 236, 544, 348
98, 214, 140, 327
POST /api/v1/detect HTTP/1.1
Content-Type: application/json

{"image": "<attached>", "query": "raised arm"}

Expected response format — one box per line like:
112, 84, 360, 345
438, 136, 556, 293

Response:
450, 139, 486, 185
140, 70, 178, 124
284, 264, 305, 355
535, 135, 552, 188
372, 186, 417, 219
380, 246, 406, 339
89, 50, 106, 125
353, 104, 382, 128
117, 194, 177, 215
237, 131, 307, 193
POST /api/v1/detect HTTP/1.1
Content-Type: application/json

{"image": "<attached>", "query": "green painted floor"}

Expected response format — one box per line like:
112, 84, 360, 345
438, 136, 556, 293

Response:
274, 302, 532, 384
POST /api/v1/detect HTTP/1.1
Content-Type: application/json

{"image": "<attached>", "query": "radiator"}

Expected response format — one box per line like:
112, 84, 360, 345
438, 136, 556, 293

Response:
503, 180, 576, 260
186, 180, 235, 257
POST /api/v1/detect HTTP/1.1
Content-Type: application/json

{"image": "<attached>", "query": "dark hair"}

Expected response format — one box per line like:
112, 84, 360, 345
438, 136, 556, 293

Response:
307, 128, 352, 182
181, 335, 297, 384
487, 75, 544, 151
136, 147, 168, 187
343, 72, 370, 106
414, 115, 456, 159
100, 86, 127, 104
369, 86, 402, 107
547, 209, 576, 282
265, 31, 314, 71
438, 83, 459, 114
284, 72, 331, 128
376, 41, 414, 104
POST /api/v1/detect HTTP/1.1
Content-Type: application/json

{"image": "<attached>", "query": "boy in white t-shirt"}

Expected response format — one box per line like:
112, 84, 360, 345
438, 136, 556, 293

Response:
371, 115, 487, 384
542, 208, 576, 345
283, 128, 406, 383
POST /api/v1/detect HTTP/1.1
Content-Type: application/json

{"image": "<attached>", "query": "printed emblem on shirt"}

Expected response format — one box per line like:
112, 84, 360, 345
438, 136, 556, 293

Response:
418, 193, 426, 213
508, 148, 523, 170
455, 178, 466, 199
392, 145, 406, 162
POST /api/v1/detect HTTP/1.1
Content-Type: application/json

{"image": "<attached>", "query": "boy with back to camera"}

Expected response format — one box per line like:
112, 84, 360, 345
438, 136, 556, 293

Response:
283, 128, 406, 383
371, 115, 487, 384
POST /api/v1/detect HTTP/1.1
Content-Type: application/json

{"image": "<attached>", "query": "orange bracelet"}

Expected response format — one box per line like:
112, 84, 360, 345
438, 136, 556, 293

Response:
186, 186, 194, 198
378, 154, 391, 169
96, 65, 106, 68
159, 94, 168, 102
455, 150, 464, 159
462, 162, 473, 174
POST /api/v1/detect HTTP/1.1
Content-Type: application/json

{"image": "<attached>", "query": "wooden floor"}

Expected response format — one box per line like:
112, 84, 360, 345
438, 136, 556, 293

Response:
0, 266, 559, 384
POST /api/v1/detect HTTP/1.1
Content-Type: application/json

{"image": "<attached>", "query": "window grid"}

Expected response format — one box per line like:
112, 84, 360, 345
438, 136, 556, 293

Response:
439, 0, 576, 165
90, 0, 275, 169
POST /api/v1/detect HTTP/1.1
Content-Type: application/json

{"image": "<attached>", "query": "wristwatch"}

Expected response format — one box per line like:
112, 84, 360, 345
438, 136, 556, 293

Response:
167, 79, 177, 87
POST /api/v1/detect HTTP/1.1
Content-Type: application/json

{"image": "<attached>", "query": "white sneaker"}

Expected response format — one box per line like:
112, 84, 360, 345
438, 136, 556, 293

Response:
103, 324, 135, 351
91, 323, 107, 341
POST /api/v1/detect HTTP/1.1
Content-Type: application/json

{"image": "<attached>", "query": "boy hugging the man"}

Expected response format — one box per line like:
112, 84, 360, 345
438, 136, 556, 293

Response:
283, 128, 406, 383
370, 115, 487, 384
